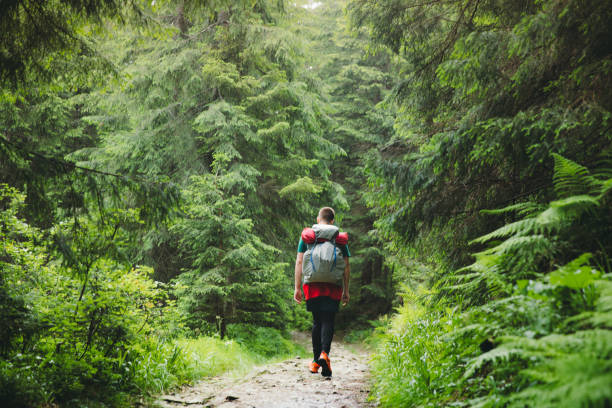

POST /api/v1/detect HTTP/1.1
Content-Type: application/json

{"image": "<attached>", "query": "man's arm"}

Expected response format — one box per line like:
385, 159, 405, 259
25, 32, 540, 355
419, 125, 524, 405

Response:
294, 252, 304, 303
342, 256, 350, 305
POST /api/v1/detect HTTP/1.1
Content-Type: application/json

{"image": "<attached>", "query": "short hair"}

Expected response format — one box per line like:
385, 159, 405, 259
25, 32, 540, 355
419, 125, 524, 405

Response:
318, 207, 335, 222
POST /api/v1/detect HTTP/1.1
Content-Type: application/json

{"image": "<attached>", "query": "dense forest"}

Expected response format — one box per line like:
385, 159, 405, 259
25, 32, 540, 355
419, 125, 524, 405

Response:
1, 0, 610, 407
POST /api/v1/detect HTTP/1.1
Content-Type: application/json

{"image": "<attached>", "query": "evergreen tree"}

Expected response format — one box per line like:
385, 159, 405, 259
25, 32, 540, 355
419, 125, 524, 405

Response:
74, 0, 348, 286
172, 154, 286, 337
348, 0, 612, 274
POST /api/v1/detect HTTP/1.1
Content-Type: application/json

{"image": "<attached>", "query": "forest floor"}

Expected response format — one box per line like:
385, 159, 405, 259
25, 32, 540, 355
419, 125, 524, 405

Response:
155, 333, 375, 408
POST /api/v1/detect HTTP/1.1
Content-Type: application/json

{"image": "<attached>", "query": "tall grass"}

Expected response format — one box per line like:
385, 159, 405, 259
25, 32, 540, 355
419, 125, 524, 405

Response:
132, 326, 306, 396
369, 288, 462, 407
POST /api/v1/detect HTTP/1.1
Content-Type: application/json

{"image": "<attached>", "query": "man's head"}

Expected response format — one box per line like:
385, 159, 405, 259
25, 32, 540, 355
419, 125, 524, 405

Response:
317, 207, 335, 224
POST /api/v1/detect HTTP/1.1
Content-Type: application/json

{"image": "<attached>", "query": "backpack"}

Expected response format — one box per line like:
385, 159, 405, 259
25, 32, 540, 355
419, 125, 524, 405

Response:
301, 224, 348, 286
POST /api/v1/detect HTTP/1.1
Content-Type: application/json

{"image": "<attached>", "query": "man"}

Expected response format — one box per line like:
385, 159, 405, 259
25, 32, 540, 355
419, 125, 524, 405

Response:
294, 207, 350, 377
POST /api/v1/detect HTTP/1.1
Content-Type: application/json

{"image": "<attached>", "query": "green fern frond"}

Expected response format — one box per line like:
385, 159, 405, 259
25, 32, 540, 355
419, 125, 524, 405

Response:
463, 346, 526, 378
505, 332, 584, 354
600, 177, 612, 198
507, 330, 612, 408
452, 258, 512, 298
589, 151, 612, 179
464, 328, 612, 383
477, 235, 553, 257
480, 201, 543, 217
586, 312, 612, 329
552, 153, 600, 198
470, 218, 537, 244
534, 195, 599, 233
448, 323, 495, 338
594, 280, 612, 313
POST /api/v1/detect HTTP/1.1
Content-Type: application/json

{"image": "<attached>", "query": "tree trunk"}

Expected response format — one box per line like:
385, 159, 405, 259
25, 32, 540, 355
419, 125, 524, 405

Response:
176, 1, 188, 37
220, 300, 227, 339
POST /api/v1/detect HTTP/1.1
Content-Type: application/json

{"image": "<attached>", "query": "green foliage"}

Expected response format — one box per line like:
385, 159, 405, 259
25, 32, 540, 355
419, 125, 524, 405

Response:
0, 184, 174, 406
2, 1, 349, 405
454, 155, 611, 306
369, 156, 612, 407
279, 176, 322, 197
172, 156, 288, 337
292, 0, 397, 325
226, 324, 305, 357
370, 288, 461, 407
0, 0, 130, 84
5, 0, 612, 406
131, 328, 306, 395
349, 0, 612, 273
0, 182, 303, 405
69, 0, 349, 289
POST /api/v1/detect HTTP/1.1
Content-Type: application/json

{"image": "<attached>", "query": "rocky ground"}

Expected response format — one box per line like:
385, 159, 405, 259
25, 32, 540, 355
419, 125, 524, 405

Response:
156, 336, 375, 408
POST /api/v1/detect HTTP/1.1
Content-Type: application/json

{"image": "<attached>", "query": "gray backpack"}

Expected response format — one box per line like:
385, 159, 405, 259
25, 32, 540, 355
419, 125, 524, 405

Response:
302, 224, 345, 286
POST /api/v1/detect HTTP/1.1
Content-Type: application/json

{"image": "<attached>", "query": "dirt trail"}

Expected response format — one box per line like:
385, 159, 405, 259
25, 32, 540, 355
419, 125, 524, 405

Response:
157, 335, 375, 408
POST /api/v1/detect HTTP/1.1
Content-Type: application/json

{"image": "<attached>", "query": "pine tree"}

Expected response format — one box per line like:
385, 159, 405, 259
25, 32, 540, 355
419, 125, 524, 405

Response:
172, 154, 287, 337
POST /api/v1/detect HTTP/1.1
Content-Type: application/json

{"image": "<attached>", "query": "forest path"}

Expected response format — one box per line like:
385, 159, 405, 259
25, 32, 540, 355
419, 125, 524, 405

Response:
156, 334, 375, 408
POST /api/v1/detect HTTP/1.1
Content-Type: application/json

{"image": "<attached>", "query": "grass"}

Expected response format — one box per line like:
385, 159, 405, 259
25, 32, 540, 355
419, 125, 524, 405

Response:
133, 326, 308, 399
175, 337, 260, 379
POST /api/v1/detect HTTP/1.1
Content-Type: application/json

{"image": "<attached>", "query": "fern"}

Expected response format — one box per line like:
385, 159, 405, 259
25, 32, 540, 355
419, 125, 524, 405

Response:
470, 218, 538, 244
448, 156, 612, 406
473, 195, 599, 246
563, 280, 612, 330
506, 330, 612, 408
463, 345, 527, 378
478, 235, 553, 257
480, 201, 544, 217
600, 177, 612, 198
551, 153, 600, 198
455, 156, 610, 304
535, 195, 600, 232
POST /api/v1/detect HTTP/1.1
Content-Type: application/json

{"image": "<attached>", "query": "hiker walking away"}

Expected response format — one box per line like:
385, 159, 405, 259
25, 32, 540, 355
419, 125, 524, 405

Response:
294, 207, 350, 377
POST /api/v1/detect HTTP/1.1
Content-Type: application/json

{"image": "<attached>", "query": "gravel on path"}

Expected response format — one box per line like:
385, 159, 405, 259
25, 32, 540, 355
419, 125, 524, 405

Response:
156, 337, 375, 408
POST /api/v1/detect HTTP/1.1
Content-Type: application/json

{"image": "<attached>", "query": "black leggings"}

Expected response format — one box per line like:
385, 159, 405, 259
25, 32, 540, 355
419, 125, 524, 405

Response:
311, 311, 336, 360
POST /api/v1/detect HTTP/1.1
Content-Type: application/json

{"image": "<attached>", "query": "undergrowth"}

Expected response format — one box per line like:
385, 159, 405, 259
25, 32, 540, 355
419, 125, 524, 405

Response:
0, 184, 305, 407
369, 155, 612, 407
132, 326, 306, 397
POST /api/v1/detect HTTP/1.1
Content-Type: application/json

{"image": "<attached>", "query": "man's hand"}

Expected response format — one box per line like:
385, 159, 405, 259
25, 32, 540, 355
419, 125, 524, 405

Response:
294, 288, 303, 303
341, 290, 350, 306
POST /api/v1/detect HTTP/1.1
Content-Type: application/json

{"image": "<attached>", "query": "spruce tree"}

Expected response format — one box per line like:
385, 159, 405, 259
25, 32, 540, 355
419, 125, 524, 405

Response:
172, 154, 286, 337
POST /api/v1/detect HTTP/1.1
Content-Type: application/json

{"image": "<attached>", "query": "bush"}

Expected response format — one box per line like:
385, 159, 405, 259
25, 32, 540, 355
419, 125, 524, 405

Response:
0, 185, 175, 407
0, 359, 48, 408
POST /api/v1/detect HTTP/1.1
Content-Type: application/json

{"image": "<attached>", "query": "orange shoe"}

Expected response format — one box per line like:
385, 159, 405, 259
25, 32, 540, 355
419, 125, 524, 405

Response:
309, 360, 320, 374
317, 351, 332, 377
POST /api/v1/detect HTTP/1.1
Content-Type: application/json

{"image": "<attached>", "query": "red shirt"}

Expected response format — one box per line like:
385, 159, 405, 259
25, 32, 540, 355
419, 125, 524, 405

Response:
303, 282, 343, 301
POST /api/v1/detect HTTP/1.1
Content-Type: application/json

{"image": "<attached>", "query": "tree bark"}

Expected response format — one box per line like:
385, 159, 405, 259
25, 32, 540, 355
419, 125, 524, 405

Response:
176, 1, 188, 37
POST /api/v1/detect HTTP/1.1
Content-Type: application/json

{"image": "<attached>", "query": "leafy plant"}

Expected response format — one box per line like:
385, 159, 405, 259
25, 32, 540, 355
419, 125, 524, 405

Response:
369, 155, 612, 406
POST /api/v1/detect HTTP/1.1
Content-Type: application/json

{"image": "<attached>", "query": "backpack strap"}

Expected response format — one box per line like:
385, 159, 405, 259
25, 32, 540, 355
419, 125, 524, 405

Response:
309, 242, 317, 274
308, 228, 320, 274
330, 242, 337, 273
